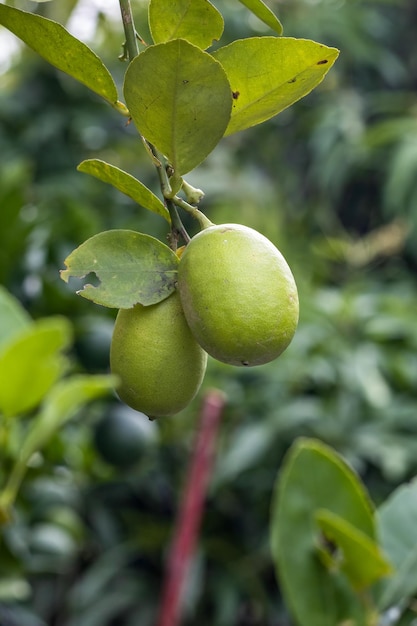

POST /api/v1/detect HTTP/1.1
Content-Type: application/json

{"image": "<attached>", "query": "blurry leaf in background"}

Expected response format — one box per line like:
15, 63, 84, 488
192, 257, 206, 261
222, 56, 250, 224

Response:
376, 479, 417, 611
271, 438, 376, 626
0, 285, 31, 351
0, 316, 72, 418
0, 160, 33, 285
18, 374, 117, 466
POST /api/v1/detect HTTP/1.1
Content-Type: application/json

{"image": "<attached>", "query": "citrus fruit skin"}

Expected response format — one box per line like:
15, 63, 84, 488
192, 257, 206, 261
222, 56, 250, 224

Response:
110, 291, 207, 417
177, 224, 299, 366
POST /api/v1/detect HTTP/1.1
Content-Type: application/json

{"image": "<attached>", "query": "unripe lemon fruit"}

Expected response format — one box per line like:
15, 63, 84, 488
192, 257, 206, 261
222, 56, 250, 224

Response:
110, 291, 207, 417
177, 224, 299, 366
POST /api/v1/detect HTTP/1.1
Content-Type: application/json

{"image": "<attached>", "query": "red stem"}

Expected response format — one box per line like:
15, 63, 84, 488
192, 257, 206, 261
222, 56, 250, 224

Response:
156, 389, 226, 626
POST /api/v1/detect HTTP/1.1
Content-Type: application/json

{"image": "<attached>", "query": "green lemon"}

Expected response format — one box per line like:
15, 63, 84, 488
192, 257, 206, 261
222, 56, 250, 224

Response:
110, 291, 207, 417
177, 223, 299, 366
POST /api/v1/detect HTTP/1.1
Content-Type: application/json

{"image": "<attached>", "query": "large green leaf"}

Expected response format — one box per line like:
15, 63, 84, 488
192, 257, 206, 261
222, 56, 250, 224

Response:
60, 230, 179, 309
0, 317, 72, 418
124, 39, 232, 175
270, 438, 375, 626
77, 160, 170, 223
149, 0, 224, 49
238, 0, 283, 35
0, 286, 31, 352
376, 479, 417, 610
315, 509, 392, 591
213, 37, 339, 136
0, 4, 118, 106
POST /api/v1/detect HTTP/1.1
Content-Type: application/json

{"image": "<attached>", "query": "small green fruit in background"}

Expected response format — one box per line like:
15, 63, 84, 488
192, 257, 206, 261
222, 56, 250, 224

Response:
110, 292, 207, 417
93, 405, 156, 468
178, 223, 299, 367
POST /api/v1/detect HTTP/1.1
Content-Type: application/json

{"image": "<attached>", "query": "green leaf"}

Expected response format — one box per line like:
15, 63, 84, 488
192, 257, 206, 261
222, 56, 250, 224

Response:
0, 374, 116, 518
77, 159, 170, 223
19, 375, 117, 467
60, 230, 179, 309
270, 438, 375, 626
315, 509, 392, 591
0, 286, 31, 352
149, 0, 224, 49
213, 37, 339, 136
376, 478, 417, 610
238, 0, 283, 36
0, 4, 118, 106
124, 39, 232, 175
0, 317, 72, 418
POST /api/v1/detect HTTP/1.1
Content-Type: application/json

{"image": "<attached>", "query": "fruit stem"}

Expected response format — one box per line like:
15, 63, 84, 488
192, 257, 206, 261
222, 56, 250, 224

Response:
156, 390, 226, 626
166, 198, 191, 246
172, 196, 214, 230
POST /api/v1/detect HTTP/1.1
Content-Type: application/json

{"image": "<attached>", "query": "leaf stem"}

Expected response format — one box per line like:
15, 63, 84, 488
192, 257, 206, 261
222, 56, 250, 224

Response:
119, 0, 139, 61
118, 0, 190, 247
172, 196, 213, 230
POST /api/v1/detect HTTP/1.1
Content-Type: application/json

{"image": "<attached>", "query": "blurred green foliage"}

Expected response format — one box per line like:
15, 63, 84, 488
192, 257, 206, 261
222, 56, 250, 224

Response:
1, 0, 417, 624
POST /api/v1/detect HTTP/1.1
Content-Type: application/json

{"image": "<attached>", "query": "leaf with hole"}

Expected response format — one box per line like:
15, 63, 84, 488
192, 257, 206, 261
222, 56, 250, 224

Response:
149, 0, 223, 49
238, 0, 283, 35
77, 160, 170, 223
0, 317, 72, 418
270, 438, 375, 626
213, 37, 339, 136
315, 508, 392, 591
60, 230, 179, 309
0, 4, 119, 106
124, 39, 232, 175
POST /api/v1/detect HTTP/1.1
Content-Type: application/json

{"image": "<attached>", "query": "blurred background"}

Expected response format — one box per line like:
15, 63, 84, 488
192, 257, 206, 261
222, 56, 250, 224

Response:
0, 0, 417, 624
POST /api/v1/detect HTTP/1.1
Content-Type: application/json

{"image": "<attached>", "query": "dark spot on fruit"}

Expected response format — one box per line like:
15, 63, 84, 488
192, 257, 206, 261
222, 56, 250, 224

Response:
288, 77, 297, 84
232, 90, 240, 100
317, 59, 328, 65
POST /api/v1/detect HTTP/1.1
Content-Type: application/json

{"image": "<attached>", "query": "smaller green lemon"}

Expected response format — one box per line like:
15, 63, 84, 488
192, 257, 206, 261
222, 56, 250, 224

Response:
110, 291, 207, 417
177, 224, 299, 366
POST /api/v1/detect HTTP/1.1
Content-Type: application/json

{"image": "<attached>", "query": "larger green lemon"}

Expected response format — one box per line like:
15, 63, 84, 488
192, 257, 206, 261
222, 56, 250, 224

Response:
110, 291, 207, 417
177, 224, 299, 366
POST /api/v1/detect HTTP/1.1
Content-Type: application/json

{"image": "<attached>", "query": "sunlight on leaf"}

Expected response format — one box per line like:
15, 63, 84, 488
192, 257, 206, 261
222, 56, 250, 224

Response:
238, 0, 283, 35
0, 4, 118, 106
213, 37, 339, 136
149, 0, 224, 49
